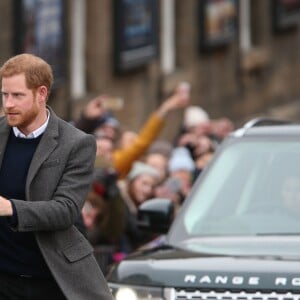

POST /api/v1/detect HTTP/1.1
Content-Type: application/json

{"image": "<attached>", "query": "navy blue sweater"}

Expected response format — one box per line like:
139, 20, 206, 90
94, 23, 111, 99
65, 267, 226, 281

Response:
0, 130, 51, 277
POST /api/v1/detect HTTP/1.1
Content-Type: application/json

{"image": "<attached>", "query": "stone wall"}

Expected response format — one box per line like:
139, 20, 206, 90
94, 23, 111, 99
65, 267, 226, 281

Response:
1, 0, 300, 140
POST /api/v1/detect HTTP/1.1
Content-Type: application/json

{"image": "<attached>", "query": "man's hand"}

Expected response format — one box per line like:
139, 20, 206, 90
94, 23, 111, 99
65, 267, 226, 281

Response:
0, 196, 13, 216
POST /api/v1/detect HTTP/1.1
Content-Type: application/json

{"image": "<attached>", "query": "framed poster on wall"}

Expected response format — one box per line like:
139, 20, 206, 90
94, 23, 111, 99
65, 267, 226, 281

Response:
199, 0, 238, 52
272, 0, 300, 32
113, 0, 159, 74
14, 0, 66, 87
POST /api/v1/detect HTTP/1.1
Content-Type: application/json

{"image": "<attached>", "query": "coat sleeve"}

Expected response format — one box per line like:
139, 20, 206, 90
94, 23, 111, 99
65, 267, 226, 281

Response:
113, 112, 165, 179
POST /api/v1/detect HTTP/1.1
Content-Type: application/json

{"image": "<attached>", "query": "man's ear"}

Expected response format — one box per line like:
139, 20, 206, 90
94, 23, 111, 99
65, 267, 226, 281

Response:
38, 86, 48, 102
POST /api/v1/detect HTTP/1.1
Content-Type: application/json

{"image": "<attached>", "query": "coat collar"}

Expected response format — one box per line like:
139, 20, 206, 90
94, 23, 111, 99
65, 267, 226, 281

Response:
0, 118, 11, 169
26, 106, 60, 186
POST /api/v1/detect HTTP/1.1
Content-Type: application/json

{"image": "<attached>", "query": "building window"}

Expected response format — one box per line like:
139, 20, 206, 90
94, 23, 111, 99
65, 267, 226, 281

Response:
198, 0, 239, 52
113, 0, 159, 73
14, 0, 66, 87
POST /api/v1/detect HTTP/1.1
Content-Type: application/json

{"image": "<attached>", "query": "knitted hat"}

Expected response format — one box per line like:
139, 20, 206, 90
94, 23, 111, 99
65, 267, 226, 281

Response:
183, 106, 209, 128
147, 140, 173, 159
168, 147, 195, 173
127, 161, 160, 182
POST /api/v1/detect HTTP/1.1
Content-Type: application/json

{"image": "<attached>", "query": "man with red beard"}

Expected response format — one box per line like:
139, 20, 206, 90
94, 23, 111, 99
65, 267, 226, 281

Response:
0, 54, 113, 300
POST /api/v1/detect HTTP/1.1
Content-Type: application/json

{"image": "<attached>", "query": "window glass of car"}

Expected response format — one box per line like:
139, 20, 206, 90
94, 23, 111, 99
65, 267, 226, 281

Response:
168, 137, 300, 255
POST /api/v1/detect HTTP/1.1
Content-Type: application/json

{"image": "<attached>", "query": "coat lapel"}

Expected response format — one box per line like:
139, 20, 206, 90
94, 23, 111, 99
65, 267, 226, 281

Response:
26, 107, 59, 188
0, 118, 11, 170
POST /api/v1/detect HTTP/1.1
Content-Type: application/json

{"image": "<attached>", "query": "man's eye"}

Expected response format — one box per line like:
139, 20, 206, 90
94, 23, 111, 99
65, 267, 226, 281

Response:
12, 93, 25, 98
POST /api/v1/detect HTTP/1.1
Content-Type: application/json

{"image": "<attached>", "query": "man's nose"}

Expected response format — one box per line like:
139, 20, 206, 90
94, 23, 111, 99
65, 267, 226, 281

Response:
3, 95, 15, 108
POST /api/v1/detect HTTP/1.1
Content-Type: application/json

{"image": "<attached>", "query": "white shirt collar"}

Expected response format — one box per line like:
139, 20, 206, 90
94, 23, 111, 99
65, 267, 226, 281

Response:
13, 109, 50, 139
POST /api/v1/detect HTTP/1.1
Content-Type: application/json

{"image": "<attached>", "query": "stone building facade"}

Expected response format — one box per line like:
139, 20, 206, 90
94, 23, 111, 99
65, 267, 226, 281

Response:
1, 0, 300, 140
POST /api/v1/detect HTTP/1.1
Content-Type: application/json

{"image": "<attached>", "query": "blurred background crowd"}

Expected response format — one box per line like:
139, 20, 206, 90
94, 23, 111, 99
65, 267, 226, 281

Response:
71, 81, 234, 274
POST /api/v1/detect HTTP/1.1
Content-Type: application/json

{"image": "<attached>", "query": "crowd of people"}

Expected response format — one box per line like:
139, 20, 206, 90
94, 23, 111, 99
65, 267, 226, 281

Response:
73, 82, 235, 273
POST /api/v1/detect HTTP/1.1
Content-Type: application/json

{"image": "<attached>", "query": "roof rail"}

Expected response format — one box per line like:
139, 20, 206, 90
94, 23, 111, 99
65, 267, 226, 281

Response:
242, 117, 295, 130
233, 117, 296, 137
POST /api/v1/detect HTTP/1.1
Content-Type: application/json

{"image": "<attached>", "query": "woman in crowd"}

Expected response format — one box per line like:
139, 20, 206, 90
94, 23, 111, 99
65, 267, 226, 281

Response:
117, 161, 160, 254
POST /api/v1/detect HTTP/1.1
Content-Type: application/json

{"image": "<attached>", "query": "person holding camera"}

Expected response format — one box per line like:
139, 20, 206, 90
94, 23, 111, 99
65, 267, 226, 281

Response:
74, 82, 190, 179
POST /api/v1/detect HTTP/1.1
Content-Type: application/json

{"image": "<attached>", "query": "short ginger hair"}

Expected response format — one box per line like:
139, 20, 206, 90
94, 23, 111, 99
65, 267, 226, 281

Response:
0, 53, 53, 95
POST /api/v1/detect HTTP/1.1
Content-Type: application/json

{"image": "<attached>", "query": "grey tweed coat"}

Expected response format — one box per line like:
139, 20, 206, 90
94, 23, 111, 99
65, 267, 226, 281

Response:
0, 107, 113, 300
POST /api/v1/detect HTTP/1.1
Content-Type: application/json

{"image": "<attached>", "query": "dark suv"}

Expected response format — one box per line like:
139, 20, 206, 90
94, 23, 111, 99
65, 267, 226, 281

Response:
107, 118, 300, 300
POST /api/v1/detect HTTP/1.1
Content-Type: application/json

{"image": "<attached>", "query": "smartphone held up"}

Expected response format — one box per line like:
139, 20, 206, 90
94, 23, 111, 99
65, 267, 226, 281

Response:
102, 97, 124, 111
